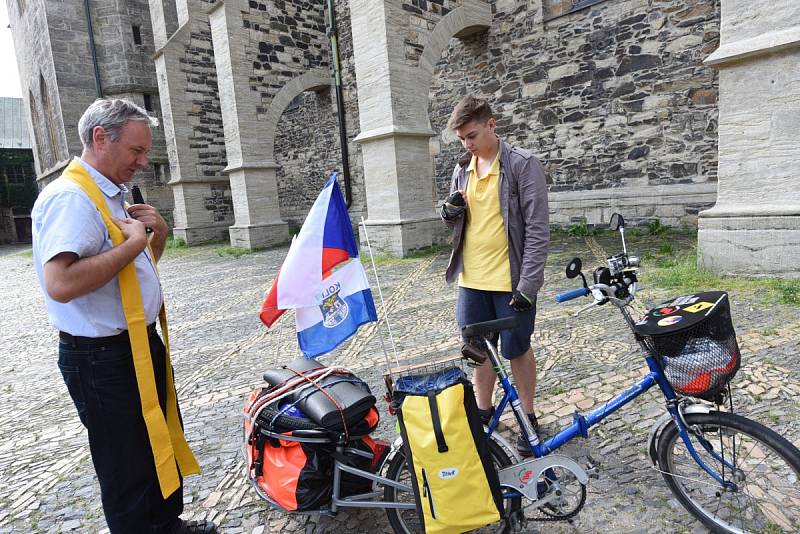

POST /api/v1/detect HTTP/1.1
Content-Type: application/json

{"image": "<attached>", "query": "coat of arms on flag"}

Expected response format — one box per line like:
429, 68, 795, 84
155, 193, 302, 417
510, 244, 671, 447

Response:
260, 173, 378, 357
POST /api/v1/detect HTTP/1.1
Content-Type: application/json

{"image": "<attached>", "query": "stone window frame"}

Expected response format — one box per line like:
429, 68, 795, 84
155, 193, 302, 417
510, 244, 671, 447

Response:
153, 162, 168, 184
27, 89, 46, 169
39, 74, 61, 168
132, 25, 142, 46
543, 0, 607, 23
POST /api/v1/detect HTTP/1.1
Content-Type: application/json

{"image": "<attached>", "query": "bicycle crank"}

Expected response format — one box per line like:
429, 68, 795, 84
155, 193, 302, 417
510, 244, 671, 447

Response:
498, 455, 589, 520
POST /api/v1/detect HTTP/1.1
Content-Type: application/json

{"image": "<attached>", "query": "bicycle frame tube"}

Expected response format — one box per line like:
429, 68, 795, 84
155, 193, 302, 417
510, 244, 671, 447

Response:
535, 366, 658, 456
482, 340, 541, 449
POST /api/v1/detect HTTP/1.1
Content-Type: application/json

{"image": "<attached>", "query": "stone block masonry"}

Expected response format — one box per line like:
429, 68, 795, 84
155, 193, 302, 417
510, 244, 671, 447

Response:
697, 0, 800, 277
153, 0, 231, 244
7, 0, 174, 225
429, 0, 721, 227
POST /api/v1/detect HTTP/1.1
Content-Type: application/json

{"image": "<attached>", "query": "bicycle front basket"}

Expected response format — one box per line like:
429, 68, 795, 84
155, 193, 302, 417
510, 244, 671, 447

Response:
633, 291, 740, 402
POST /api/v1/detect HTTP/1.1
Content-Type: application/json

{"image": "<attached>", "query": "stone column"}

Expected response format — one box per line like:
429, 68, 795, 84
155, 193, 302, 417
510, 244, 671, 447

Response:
151, 1, 232, 244
698, 0, 800, 277
208, 0, 288, 249
349, 0, 445, 256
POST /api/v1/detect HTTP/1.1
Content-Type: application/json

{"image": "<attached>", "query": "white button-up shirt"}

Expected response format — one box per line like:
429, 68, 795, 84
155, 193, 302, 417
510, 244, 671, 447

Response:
32, 157, 163, 337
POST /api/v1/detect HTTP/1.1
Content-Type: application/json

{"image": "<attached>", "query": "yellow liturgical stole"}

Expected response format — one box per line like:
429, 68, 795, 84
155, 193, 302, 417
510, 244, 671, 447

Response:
63, 160, 200, 498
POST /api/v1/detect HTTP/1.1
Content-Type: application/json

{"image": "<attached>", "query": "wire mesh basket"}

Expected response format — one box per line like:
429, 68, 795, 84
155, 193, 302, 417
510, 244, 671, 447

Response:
636, 292, 741, 402
382, 354, 469, 396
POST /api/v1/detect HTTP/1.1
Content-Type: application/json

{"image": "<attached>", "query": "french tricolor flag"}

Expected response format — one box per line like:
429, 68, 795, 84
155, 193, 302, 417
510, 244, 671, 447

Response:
260, 173, 360, 327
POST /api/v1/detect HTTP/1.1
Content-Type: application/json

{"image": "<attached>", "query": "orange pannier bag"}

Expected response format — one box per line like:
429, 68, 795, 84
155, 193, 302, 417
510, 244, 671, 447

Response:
244, 389, 381, 511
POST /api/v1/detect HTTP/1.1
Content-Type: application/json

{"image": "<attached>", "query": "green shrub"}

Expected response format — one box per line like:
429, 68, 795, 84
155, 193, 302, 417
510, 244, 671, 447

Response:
645, 219, 671, 236
166, 237, 187, 249
567, 223, 599, 237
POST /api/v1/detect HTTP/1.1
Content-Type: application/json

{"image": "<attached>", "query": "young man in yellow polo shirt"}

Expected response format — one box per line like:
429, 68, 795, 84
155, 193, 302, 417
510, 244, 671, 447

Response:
441, 95, 550, 456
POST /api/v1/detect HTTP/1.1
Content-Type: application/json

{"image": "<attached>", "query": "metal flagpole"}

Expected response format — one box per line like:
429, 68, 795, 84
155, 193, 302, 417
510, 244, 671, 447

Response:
359, 217, 400, 370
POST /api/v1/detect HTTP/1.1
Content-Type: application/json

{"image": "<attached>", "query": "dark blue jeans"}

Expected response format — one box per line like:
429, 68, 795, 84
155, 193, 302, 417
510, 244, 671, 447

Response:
58, 332, 183, 534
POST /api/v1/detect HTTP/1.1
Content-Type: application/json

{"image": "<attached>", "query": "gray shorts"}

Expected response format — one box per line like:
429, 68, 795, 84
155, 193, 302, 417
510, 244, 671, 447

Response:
456, 286, 536, 360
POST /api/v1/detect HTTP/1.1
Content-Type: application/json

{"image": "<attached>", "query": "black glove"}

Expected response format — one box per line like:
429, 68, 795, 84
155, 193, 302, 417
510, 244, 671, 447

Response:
440, 190, 466, 221
510, 289, 534, 312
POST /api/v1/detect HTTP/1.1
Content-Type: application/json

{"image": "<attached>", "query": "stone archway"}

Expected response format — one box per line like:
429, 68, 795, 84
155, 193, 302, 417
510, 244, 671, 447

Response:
417, 2, 492, 122
350, 0, 491, 255
209, 0, 334, 249
218, 68, 330, 249
260, 70, 330, 163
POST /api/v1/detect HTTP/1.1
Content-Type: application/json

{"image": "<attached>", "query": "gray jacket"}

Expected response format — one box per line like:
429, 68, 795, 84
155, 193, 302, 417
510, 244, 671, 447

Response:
443, 138, 550, 297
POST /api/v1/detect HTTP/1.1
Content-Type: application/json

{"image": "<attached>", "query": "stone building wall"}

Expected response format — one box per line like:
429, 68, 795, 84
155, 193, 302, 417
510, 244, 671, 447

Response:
152, 0, 231, 240
256, 0, 366, 230
6, 0, 68, 180
400, 0, 463, 66
325, 0, 365, 222
275, 91, 341, 227
243, 0, 330, 228
428, 0, 720, 226
182, 25, 227, 184
7, 0, 174, 225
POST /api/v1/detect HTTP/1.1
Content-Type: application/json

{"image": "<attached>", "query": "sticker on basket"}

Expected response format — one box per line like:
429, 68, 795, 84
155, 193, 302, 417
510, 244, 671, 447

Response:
669, 295, 699, 306
683, 301, 713, 313
657, 316, 683, 327
653, 306, 680, 317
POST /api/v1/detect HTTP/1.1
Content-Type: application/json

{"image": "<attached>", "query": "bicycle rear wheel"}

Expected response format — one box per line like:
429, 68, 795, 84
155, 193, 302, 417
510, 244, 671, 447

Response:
384, 438, 521, 533
656, 411, 800, 533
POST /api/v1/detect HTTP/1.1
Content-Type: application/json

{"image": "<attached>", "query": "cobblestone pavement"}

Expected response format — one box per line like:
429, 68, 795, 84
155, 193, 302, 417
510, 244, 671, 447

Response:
1, 232, 799, 533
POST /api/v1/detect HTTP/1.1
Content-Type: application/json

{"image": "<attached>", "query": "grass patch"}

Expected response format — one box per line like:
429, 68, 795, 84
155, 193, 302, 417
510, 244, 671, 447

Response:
764, 279, 800, 305
162, 236, 195, 258
657, 242, 673, 255
648, 250, 800, 306
549, 384, 566, 396
644, 219, 671, 236
166, 236, 187, 249
216, 245, 264, 258
566, 222, 600, 237
361, 244, 451, 267
650, 253, 748, 294
761, 327, 778, 336
15, 249, 33, 258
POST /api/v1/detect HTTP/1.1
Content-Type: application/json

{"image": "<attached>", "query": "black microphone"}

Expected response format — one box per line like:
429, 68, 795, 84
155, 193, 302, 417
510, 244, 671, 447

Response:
130, 185, 153, 234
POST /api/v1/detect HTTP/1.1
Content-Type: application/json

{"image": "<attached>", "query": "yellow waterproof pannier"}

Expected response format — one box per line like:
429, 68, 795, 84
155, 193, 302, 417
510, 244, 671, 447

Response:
393, 368, 503, 533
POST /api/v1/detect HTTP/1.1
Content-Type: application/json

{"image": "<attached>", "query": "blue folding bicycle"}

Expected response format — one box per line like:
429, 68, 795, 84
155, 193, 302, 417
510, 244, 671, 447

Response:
383, 213, 800, 534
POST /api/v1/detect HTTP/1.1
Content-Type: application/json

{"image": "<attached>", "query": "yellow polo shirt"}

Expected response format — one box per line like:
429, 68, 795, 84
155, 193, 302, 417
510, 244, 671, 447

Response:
459, 153, 512, 291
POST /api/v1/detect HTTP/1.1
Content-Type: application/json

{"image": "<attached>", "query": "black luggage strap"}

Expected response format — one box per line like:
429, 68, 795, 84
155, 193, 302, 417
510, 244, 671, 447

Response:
427, 391, 449, 453
289, 369, 350, 440
251, 432, 269, 477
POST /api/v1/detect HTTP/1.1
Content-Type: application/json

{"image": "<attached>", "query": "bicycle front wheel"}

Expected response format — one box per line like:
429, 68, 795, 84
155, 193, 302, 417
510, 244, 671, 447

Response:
384, 437, 521, 534
657, 411, 800, 533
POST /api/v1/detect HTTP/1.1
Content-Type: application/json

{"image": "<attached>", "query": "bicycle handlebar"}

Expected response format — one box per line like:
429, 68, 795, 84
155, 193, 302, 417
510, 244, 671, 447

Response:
555, 287, 590, 303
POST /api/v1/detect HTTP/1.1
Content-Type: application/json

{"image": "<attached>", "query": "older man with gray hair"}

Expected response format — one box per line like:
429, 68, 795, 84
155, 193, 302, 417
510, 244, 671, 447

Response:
31, 98, 215, 533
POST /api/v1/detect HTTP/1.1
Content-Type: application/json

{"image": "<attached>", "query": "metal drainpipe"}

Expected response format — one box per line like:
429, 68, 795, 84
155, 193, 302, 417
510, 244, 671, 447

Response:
325, 0, 352, 208
83, 0, 103, 98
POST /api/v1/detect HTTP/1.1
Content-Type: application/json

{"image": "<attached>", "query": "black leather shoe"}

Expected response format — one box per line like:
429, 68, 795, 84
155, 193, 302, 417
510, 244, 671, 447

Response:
478, 406, 495, 425
173, 520, 217, 534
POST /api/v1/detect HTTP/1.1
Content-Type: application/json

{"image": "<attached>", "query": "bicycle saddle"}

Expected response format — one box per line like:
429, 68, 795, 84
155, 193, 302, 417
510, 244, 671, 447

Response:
462, 316, 519, 337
